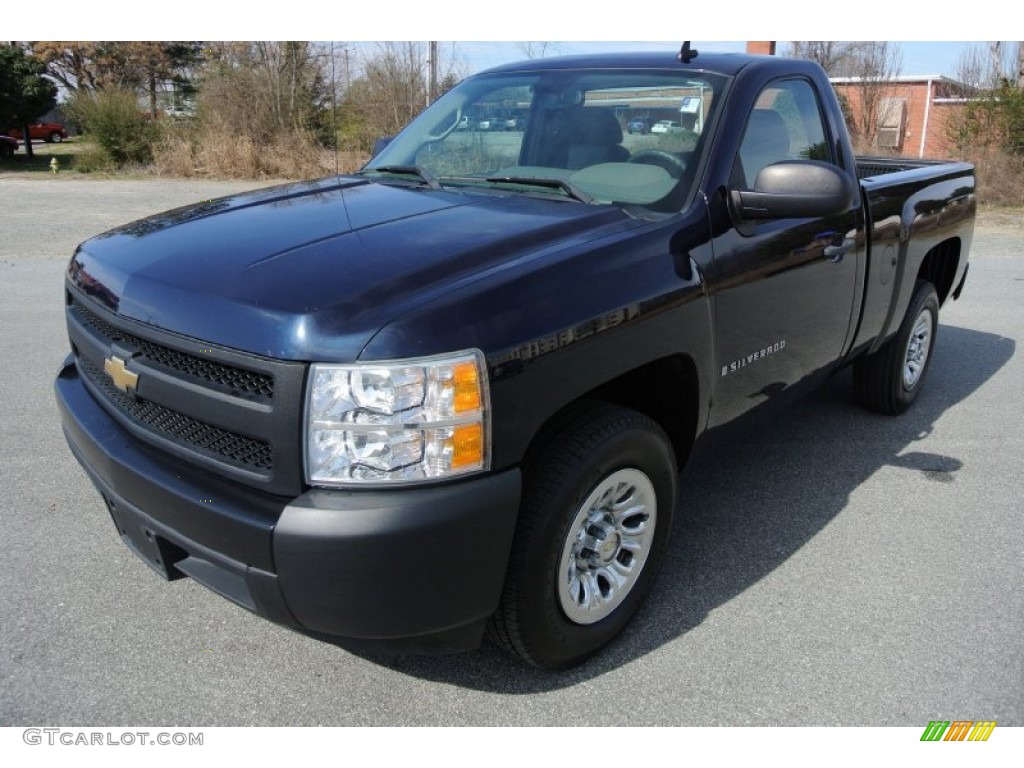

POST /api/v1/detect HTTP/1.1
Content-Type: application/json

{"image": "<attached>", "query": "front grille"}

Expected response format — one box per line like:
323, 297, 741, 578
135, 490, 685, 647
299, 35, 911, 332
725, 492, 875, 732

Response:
66, 290, 307, 495
70, 301, 274, 399
80, 357, 273, 471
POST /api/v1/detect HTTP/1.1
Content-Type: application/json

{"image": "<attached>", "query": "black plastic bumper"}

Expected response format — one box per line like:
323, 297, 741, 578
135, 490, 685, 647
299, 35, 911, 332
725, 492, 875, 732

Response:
55, 357, 522, 653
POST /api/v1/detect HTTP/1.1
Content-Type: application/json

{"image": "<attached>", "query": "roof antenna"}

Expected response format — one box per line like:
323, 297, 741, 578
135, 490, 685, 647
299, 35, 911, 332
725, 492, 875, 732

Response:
677, 41, 699, 63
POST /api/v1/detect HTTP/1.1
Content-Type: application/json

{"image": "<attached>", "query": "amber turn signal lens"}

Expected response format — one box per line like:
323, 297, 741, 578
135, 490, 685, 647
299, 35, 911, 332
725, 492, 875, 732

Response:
450, 423, 484, 470
452, 361, 482, 413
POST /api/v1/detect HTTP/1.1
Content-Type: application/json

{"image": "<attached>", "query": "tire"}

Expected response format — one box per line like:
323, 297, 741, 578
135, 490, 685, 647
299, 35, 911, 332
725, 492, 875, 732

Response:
48, 132, 63, 143
488, 402, 677, 669
854, 280, 939, 414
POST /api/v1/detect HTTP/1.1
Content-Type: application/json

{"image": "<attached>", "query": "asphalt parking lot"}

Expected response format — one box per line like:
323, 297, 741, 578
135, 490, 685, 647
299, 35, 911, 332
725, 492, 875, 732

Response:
0, 177, 1021, 726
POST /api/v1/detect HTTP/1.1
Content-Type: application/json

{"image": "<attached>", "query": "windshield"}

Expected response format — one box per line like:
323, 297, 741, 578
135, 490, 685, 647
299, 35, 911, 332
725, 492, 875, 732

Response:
366, 68, 726, 214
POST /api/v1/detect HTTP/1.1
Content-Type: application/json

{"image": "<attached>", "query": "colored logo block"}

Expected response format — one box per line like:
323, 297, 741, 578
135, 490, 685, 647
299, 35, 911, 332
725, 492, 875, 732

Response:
920, 721, 996, 741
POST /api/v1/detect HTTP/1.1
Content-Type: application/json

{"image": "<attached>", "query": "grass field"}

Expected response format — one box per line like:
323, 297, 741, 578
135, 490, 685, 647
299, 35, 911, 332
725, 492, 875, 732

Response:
0, 138, 92, 175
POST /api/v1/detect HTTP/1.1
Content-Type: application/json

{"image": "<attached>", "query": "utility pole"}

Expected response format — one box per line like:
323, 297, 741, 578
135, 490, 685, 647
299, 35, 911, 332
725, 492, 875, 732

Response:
428, 41, 439, 104
1017, 41, 1023, 89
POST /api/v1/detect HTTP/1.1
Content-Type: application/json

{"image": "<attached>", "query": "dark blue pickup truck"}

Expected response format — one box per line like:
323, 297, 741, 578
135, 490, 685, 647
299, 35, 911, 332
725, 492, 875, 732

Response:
56, 50, 974, 669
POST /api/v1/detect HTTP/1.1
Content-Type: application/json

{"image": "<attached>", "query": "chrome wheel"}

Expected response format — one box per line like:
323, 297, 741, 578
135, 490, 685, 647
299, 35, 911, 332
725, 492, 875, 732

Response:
854, 281, 939, 415
557, 468, 657, 625
903, 307, 933, 390
488, 403, 676, 668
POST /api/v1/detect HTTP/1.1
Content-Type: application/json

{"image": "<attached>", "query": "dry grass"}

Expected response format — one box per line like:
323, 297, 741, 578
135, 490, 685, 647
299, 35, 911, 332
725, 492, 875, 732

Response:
152, 124, 368, 180
959, 146, 1024, 208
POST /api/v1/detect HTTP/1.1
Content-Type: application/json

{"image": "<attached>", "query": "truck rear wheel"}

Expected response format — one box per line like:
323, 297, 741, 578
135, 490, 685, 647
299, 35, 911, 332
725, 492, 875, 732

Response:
854, 280, 939, 415
487, 403, 676, 669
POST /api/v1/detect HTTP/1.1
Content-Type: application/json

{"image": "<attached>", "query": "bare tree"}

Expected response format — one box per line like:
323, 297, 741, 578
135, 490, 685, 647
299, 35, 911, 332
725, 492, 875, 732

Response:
952, 41, 1022, 90
785, 41, 858, 76
341, 42, 465, 150
954, 45, 992, 92
198, 42, 331, 144
990, 42, 1003, 85
947, 41, 1024, 158
790, 41, 903, 147
843, 42, 903, 148
361, 42, 428, 131
517, 42, 561, 60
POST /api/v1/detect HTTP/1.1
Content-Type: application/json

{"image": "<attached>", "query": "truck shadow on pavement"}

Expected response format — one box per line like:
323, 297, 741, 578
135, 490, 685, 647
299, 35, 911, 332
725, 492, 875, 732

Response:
348, 323, 1014, 692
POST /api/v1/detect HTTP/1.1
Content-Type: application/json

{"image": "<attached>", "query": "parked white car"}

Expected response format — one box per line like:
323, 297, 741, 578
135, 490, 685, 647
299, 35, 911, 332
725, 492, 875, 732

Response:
651, 120, 684, 134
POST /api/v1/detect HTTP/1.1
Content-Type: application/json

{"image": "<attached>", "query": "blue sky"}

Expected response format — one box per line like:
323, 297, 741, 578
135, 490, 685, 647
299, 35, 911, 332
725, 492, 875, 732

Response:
390, 41, 992, 80
25, 0, 1014, 83
323, 1, 1009, 82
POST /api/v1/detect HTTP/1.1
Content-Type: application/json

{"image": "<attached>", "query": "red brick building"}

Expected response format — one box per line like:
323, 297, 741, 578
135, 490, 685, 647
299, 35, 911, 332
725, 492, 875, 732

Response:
829, 76, 971, 160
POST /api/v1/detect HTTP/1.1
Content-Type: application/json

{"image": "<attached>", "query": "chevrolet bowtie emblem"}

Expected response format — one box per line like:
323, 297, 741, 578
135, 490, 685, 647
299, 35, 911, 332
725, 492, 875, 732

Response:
103, 355, 139, 393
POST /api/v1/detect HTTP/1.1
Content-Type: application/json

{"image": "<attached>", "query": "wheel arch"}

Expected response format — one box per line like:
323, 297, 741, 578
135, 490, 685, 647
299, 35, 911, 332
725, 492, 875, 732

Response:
521, 353, 701, 471
916, 237, 962, 306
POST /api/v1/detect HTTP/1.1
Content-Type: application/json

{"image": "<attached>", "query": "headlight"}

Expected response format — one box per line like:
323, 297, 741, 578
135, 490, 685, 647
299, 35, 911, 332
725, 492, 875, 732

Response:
305, 350, 489, 486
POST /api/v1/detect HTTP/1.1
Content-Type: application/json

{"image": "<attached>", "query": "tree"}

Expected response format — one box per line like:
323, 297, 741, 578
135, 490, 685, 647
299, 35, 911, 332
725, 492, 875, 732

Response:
199, 42, 331, 143
119, 42, 203, 117
786, 41, 859, 76
517, 42, 561, 60
952, 41, 1021, 90
341, 42, 465, 152
844, 42, 903, 147
32, 41, 203, 114
788, 41, 904, 148
948, 43, 1024, 157
31, 42, 102, 92
0, 44, 58, 158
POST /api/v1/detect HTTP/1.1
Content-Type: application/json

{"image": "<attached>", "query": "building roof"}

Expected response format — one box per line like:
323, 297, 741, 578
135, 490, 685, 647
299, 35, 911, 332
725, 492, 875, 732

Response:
830, 74, 971, 89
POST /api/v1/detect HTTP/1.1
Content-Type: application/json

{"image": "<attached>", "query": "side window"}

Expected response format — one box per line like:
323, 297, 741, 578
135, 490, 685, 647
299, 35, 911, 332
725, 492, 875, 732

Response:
736, 78, 831, 188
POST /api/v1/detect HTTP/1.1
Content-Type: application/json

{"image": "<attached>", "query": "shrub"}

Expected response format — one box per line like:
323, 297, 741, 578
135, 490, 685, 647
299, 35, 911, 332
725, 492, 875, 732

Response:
65, 89, 160, 167
152, 121, 360, 179
72, 142, 117, 173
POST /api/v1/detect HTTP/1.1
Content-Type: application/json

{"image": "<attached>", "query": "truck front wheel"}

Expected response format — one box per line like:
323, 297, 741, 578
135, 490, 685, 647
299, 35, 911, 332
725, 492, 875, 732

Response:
854, 280, 939, 415
488, 403, 677, 669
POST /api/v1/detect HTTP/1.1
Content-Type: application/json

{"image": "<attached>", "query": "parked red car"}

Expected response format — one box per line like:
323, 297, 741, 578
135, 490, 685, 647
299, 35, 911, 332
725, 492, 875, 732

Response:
5, 121, 68, 143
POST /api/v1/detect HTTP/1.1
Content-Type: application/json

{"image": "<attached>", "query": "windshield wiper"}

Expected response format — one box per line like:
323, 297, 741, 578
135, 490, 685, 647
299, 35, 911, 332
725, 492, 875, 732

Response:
361, 165, 442, 190
441, 174, 594, 204
483, 175, 594, 204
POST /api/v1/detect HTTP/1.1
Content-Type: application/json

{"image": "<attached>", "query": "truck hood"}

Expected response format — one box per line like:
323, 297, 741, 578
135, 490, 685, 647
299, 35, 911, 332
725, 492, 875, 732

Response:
69, 176, 634, 361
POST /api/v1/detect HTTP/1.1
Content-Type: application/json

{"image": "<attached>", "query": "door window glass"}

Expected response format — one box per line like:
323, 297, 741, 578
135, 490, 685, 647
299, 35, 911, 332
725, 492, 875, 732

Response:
736, 78, 831, 188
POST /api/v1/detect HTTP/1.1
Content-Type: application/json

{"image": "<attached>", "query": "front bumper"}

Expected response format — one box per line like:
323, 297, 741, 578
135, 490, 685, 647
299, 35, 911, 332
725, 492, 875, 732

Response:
55, 356, 521, 654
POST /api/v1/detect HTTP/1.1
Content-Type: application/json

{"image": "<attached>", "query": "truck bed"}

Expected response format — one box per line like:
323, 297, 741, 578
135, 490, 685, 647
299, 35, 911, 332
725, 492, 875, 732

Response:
855, 155, 961, 180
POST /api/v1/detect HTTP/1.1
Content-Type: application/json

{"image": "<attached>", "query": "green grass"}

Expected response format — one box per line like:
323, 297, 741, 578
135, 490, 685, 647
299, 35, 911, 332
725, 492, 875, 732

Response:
0, 138, 92, 174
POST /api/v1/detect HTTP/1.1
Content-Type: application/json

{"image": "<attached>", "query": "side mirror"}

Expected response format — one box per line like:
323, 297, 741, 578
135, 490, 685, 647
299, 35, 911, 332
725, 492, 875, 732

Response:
371, 137, 393, 158
731, 160, 856, 220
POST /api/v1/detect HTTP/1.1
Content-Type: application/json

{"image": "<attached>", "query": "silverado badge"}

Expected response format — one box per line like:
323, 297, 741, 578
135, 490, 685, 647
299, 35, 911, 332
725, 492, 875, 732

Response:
103, 355, 139, 393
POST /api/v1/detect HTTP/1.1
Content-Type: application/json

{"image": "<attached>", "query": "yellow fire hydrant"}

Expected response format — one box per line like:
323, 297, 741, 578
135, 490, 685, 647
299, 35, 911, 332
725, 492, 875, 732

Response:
50, 157, 60, 174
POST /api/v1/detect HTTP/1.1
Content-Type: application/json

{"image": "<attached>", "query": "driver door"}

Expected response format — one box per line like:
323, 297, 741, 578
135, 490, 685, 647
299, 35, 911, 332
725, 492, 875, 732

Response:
708, 77, 861, 427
